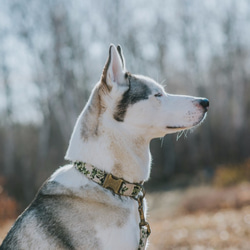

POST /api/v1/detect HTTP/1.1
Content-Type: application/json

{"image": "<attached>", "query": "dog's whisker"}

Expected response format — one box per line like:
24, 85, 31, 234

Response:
160, 136, 166, 148
184, 130, 189, 138
176, 129, 190, 141
160, 79, 167, 87
176, 130, 184, 141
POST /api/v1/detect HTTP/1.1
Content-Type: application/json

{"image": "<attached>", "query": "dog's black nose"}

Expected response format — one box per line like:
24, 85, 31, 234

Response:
199, 99, 209, 110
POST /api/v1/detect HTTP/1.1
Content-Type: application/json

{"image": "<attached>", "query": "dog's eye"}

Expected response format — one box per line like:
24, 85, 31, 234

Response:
154, 93, 162, 97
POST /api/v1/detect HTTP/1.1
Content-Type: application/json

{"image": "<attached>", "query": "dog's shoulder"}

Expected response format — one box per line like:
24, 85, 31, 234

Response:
1, 165, 139, 249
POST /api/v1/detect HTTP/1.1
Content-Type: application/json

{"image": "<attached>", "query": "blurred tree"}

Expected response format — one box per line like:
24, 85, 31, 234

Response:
0, 0, 250, 205
0, 35, 14, 177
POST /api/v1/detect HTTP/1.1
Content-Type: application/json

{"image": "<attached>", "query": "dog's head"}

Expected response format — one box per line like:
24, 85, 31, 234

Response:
97, 44, 208, 139
65, 44, 208, 178
65, 45, 208, 164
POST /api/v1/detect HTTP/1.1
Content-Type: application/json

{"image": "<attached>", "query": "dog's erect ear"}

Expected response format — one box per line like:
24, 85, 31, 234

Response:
101, 44, 126, 90
117, 45, 126, 70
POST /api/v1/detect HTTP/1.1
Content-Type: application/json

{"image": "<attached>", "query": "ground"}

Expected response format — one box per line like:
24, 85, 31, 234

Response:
1, 185, 250, 249
147, 188, 250, 250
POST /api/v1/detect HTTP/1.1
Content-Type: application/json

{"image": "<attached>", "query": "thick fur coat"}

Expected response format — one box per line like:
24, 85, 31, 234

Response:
0, 45, 208, 250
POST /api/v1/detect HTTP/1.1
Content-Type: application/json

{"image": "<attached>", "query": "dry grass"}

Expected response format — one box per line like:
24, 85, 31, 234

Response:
1, 184, 250, 249
213, 159, 250, 187
148, 206, 250, 250
181, 185, 250, 213
147, 184, 250, 250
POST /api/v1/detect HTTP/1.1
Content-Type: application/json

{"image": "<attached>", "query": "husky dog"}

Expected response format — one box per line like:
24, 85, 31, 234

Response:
0, 44, 209, 250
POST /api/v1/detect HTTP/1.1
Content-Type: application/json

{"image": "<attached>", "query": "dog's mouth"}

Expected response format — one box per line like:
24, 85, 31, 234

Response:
167, 126, 187, 129
166, 114, 207, 130
166, 108, 208, 131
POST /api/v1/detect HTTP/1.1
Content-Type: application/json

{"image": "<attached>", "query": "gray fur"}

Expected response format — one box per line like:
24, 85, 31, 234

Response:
1, 182, 90, 249
113, 74, 152, 122
0, 178, 132, 250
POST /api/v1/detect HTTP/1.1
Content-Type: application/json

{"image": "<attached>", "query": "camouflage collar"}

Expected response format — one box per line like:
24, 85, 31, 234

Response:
74, 161, 143, 197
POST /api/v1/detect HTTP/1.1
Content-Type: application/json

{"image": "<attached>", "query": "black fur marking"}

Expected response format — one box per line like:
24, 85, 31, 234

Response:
117, 45, 124, 68
0, 216, 24, 249
0, 184, 75, 250
30, 193, 76, 250
113, 75, 152, 122
124, 72, 131, 79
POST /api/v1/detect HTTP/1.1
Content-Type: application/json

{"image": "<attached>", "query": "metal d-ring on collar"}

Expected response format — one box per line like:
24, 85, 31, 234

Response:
135, 189, 151, 234
133, 186, 151, 249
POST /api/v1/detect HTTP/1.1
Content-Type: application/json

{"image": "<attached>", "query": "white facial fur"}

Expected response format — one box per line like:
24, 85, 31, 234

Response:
122, 75, 207, 139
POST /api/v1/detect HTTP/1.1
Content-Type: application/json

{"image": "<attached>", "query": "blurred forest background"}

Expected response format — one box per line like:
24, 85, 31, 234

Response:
0, 0, 250, 240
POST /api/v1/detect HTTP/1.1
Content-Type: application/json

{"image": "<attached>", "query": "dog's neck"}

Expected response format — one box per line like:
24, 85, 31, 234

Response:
65, 123, 151, 183
65, 85, 151, 183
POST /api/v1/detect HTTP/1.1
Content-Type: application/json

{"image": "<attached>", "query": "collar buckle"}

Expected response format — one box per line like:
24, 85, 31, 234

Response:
103, 173, 124, 194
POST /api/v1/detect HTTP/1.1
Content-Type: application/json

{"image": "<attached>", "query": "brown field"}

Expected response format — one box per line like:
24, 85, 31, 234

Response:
147, 186, 250, 250
1, 185, 250, 249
